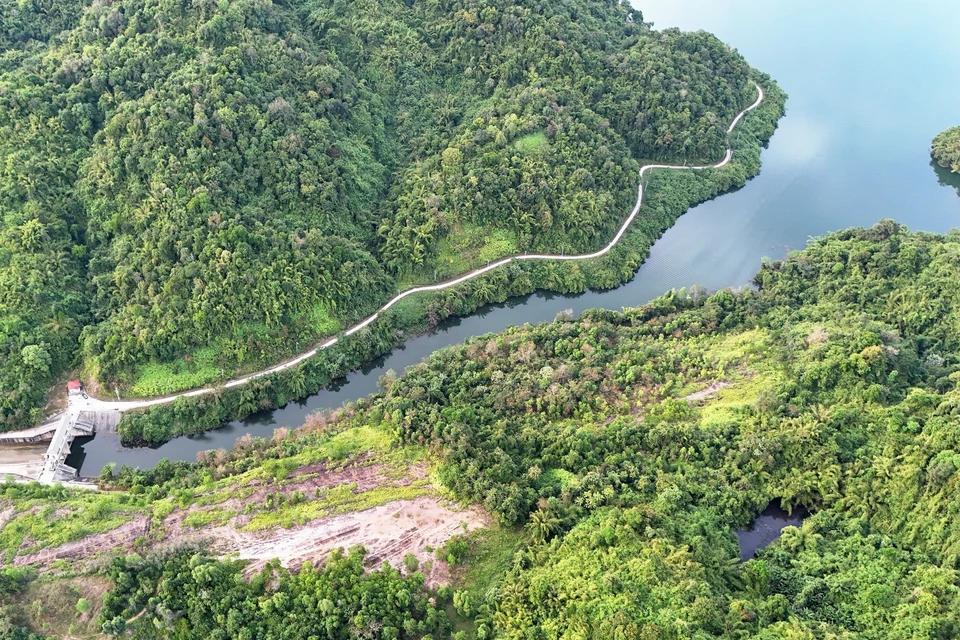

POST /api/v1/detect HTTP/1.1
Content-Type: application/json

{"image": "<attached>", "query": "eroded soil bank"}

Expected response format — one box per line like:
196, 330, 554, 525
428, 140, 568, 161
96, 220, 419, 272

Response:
3, 454, 488, 589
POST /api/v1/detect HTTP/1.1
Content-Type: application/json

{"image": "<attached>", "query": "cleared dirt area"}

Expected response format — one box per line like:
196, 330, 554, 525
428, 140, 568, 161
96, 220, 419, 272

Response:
14, 516, 151, 567
0, 507, 13, 531
684, 381, 732, 403
214, 496, 486, 585
7, 456, 487, 587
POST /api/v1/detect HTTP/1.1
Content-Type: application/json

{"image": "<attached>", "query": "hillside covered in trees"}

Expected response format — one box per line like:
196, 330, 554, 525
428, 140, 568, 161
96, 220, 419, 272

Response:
2, 222, 960, 639
0, 0, 784, 430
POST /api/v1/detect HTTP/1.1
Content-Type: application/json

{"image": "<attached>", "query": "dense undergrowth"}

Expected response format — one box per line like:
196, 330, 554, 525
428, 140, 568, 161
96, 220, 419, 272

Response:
3, 222, 960, 638
0, 0, 784, 430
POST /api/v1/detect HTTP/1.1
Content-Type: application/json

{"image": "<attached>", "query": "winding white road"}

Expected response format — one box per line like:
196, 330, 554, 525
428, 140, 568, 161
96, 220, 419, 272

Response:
64, 83, 766, 417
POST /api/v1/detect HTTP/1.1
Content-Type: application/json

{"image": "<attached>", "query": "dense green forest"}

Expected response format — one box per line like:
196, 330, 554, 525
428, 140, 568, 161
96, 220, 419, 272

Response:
0, 0, 783, 430
932, 126, 960, 174
3, 222, 960, 638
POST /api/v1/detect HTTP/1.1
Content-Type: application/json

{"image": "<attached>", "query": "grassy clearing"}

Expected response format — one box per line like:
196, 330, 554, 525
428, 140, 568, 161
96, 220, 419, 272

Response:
0, 493, 146, 562
243, 481, 434, 530
382, 287, 435, 332
159, 429, 421, 513
131, 346, 221, 397
454, 526, 524, 604
431, 224, 520, 281
305, 303, 341, 336
539, 468, 576, 492
175, 430, 437, 531
708, 327, 774, 371
13, 575, 112, 639
183, 507, 235, 529
477, 229, 519, 264
514, 131, 547, 154
189, 484, 258, 509
162, 429, 432, 531
688, 328, 784, 427
127, 321, 276, 397
126, 306, 342, 398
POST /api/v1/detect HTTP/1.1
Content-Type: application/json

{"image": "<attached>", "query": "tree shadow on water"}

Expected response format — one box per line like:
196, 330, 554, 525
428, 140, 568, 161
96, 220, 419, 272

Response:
930, 157, 960, 197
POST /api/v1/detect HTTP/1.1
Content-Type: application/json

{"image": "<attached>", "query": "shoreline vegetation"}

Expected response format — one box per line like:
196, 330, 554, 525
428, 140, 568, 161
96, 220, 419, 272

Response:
1, 0, 782, 433
932, 126, 960, 174
3, 221, 959, 639
114, 80, 784, 447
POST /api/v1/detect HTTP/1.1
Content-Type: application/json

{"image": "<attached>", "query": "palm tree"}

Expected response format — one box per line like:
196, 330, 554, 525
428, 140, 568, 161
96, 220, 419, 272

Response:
525, 508, 560, 544
471, 277, 495, 303
288, 368, 307, 399
43, 312, 77, 341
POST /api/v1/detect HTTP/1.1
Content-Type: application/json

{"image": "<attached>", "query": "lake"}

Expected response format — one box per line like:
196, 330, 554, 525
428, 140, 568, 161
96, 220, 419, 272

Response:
67, 0, 960, 475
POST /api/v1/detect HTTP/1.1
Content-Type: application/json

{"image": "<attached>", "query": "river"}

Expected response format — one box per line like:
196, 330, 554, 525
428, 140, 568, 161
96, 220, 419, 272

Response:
65, 0, 960, 475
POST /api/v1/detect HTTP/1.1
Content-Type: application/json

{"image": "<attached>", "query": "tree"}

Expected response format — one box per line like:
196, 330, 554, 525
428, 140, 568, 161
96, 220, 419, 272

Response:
20, 345, 51, 374
75, 598, 91, 616
525, 508, 560, 544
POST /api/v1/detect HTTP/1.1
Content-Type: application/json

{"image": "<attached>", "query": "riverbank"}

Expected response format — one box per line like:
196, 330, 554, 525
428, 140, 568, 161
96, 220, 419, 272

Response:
100, 79, 787, 449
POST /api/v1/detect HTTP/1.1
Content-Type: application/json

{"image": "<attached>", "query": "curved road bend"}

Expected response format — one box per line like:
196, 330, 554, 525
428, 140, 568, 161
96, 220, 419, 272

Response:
65, 82, 766, 417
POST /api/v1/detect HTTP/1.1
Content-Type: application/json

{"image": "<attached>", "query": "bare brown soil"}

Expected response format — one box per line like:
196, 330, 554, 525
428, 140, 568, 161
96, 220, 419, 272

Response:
0, 443, 47, 464
0, 507, 13, 531
43, 379, 70, 416
208, 496, 486, 586
13, 516, 151, 567
8, 458, 487, 588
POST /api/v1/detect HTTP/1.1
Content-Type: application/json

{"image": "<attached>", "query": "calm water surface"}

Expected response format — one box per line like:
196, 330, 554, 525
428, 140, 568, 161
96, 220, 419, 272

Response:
68, 0, 960, 475
736, 503, 807, 561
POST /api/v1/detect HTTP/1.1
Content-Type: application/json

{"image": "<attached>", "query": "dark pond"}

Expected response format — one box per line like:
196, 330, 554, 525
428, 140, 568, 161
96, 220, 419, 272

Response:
67, 0, 960, 475
736, 503, 808, 562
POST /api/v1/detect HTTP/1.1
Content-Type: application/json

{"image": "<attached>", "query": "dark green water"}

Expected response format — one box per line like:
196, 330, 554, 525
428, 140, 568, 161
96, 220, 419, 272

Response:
68, 0, 960, 475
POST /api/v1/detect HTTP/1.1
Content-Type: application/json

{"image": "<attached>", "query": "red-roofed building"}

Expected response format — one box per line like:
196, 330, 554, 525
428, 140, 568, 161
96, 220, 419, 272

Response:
67, 379, 83, 396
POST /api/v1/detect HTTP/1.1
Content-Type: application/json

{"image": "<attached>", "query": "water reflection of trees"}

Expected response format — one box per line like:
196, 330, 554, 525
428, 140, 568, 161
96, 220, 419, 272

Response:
930, 157, 960, 197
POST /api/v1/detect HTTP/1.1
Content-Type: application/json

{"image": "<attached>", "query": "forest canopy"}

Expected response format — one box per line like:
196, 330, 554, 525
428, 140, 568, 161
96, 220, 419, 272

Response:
0, 0, 780, 430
